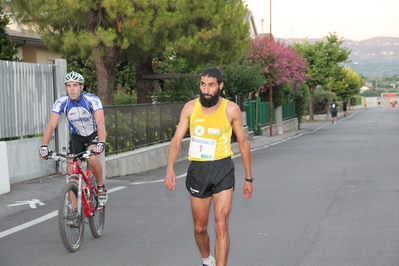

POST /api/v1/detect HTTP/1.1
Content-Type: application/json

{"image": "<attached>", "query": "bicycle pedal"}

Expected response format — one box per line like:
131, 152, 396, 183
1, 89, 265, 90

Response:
66, 212, 81, 228
67, 220, 80, 228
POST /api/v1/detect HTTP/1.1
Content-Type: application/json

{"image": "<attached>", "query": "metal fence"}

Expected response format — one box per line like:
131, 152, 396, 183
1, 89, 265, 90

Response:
282, 101, 296, 120
103, 102, 186, 155
244, 98, 276, 135
244, 98, 298, 135
0, 59, 68, 184
0, 60, 55, 138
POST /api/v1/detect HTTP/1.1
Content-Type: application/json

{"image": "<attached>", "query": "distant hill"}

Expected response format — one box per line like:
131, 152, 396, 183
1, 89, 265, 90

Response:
276, 37, 399, 77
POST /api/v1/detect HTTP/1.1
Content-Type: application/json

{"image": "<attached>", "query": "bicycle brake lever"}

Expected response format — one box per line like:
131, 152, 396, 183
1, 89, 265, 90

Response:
47, 150, 60, 161
82, 150, 92, 159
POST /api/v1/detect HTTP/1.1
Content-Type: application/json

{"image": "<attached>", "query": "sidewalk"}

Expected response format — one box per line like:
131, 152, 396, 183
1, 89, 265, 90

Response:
0, 128, 306, 220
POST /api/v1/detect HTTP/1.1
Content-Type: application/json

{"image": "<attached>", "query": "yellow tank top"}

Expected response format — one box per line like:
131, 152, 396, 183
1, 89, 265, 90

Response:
188, 98, 234, 161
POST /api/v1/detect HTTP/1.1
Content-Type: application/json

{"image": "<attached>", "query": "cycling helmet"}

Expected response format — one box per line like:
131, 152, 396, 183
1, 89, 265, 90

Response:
63, 71, 85, 85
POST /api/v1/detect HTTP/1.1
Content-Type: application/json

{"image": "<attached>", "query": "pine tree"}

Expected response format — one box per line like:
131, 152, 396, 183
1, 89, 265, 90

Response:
10, 0, 250, 104
0, 4, 20, 61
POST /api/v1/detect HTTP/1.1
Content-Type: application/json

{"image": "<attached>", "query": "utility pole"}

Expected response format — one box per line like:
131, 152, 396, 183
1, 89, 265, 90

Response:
269, 0, 273, 136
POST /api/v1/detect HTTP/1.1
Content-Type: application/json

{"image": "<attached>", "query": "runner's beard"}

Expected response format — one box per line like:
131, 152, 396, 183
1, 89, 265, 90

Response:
199, 89, 221, 108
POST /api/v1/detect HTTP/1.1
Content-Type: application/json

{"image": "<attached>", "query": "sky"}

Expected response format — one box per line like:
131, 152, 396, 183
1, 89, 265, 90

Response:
245, 0, 399, 41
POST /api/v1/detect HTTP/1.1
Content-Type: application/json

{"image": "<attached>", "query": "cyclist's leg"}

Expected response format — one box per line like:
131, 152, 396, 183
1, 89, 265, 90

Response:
66, 158, 79, 210
87, 147, 104, 187
87, 148, 107, 206
86, 133, 107, 206
67, 136, 84, 210
85, 133, 104, 187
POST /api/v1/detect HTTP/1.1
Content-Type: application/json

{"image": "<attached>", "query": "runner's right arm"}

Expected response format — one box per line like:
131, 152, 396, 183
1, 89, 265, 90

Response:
164, 101, 194, 191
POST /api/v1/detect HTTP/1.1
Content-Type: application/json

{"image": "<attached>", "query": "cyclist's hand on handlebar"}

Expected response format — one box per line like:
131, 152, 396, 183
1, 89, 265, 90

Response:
39, 145, 49, 159
94, 141, 105, 155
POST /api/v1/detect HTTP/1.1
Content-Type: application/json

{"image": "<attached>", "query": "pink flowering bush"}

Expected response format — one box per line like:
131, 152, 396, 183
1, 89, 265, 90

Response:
246, 38, 308, 106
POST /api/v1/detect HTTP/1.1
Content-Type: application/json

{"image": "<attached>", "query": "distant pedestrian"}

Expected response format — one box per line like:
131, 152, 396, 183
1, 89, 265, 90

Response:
342, 101, 348, 117
377, 98, 381, 107
392, 100, 396, 111
329, 99, 339, 125
363, 99, 368, 109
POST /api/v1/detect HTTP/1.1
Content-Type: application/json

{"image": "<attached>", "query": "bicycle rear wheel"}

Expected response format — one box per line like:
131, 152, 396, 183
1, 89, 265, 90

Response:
88, 182, 105, 238
58, 182, 85, 252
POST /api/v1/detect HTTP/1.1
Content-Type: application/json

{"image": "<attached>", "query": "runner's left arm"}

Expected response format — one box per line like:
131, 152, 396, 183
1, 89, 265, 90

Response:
229, 102, 253, 199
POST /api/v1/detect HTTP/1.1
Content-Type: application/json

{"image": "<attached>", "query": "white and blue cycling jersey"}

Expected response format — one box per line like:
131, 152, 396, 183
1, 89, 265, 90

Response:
52, 91, 103, 136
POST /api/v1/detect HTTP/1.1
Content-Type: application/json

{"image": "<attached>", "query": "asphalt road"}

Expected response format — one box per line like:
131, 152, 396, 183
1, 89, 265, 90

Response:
1, 106, 399, 266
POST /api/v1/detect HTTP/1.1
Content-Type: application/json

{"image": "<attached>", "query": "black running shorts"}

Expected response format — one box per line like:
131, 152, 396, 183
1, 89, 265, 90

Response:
68, 132, 99, 154
185, 157, 235, 198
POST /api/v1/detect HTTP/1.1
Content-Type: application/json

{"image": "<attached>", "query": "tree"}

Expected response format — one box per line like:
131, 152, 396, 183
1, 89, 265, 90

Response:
219, 61, 265, 98
329, 67, 362, 100
245, 38, 308, 106
292, 33, 350, 119
10, 0, 250, 105
66, 56, 137, 104
0, 4, 20, 61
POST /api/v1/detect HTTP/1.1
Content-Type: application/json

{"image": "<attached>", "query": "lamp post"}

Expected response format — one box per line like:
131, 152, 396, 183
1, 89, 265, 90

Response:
269, 0, 273, 136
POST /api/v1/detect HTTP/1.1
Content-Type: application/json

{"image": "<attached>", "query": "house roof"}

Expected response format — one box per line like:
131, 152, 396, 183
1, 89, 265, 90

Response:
6, 28, 46, 48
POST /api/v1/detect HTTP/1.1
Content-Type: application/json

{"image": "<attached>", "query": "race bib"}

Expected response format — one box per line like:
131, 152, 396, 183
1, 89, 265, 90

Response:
188, 136, 217, 161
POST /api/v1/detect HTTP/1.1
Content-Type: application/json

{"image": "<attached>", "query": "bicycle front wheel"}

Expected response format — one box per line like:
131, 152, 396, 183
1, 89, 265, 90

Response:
58, 182, 85, 252
88, 182, 105, 238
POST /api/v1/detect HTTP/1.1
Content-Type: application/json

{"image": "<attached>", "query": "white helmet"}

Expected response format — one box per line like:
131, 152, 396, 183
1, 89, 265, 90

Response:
63, 71, 85, 84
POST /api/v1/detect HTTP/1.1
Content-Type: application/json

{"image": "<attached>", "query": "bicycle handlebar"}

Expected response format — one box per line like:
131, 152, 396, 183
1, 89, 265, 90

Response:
47, 150, 95, 161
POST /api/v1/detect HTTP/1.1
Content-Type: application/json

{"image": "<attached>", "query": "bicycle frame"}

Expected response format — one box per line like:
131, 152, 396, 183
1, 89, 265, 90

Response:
67, 157, 102, 218
49, 149, 105, 252
48, 150, 103, 218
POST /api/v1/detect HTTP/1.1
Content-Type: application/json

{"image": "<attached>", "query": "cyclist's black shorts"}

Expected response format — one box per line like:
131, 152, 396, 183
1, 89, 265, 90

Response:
185, 157, 235, 198
68, 132, 99, 154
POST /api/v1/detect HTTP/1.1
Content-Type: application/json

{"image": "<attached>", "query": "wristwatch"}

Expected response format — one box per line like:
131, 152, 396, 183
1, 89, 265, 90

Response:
245, 176, 254, 182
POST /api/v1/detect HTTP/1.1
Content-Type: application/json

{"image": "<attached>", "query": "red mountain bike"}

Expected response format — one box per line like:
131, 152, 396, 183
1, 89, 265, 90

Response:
48, 150, 105, 252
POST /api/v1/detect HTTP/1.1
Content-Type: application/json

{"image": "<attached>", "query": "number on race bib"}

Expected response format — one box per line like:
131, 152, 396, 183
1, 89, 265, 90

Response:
189, 136, 217, 160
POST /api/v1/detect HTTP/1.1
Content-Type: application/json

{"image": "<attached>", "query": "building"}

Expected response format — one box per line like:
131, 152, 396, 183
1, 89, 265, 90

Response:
245, 11, 258, 39
6, 27, 62, 64
3, 5, 63, 64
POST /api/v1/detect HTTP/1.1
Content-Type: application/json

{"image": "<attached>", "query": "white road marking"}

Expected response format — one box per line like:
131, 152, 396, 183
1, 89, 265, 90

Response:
130, 126, 326, 186
0, 118, 348, 239
0, 186, 127, 239
131, 174, 186, 185
7, 199, 45, 209
0, 211, 57, 239
108, 186, 127, 193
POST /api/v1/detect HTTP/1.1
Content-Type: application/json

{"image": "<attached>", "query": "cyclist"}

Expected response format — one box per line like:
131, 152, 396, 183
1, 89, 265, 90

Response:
39, 71, 107, 207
